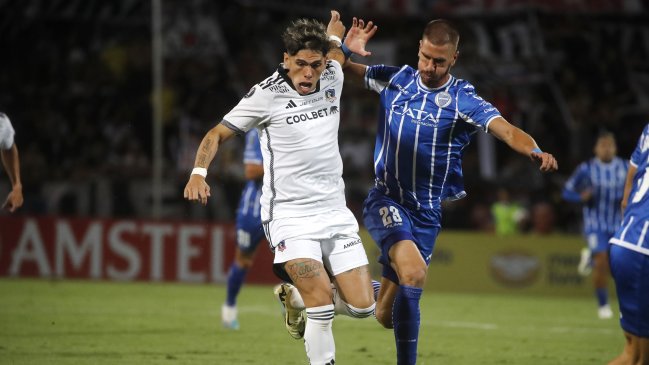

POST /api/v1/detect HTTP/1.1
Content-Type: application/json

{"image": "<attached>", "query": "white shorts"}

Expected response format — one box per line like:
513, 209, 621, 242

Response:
265, 208, 369, 276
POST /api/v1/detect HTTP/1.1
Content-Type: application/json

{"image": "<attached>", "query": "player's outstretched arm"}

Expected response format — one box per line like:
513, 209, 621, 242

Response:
183, 123, 235, 206
488, 117, 558, 172
1, 143, 23, 212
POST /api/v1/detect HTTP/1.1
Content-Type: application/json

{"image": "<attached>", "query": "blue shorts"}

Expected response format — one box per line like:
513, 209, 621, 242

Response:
610, 244, 649, 337
235, 212, 264, 254
362, 187, 441, 284
584, 231, 613, 254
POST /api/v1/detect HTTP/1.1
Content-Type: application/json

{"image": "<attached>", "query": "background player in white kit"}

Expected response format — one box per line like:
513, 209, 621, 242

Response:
0, 112, 23, 213
184, 11, 376, 365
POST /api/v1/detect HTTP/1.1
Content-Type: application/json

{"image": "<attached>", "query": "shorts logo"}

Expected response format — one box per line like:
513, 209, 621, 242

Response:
434, 91, 452, 108
325, 89, 336, 103
343, 239, 361, 249
277, 240, 286, 252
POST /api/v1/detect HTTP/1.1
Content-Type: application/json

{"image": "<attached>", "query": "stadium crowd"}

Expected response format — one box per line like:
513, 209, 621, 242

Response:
1, 0, 648, 233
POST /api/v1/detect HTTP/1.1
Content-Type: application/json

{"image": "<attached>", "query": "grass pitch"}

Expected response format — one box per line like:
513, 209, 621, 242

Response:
0, 279, 621, 364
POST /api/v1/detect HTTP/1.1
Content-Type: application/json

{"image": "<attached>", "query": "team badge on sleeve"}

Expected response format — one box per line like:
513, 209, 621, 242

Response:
244, 86, 256, 99
435, 91, 452, 108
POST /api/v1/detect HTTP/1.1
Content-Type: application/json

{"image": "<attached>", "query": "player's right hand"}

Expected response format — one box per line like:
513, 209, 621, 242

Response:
2, 188, 23, 213
327, 10, 345, 39
184, 175, 211, 206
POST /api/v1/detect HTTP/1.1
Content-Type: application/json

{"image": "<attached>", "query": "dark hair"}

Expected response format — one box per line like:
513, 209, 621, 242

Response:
282, 18, 330, 56
422, 19, 460, 49
597, 130, 615, 140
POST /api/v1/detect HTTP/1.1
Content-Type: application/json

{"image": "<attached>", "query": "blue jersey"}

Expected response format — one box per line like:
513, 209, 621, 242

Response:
365, 65, 501, 210
562, 157, 628, 235
611, 123, 649, 256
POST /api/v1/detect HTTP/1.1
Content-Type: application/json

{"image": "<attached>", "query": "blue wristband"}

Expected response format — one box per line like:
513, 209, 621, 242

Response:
341, 43, 353, 59
532, 148, 543, 154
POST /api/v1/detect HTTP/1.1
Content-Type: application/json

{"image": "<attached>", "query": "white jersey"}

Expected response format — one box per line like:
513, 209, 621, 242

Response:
0, 112, 15, 150
222, 60, 346, 223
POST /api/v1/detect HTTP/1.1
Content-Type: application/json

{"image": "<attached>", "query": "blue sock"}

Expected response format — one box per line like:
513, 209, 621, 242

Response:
595, 288, 608, 307
371, 280, 381, 301
393, 285, 422, 365
225, 263, 247, 306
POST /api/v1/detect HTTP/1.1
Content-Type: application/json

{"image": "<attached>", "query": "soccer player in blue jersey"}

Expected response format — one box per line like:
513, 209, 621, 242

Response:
221, 129, 265, 330
562, 132, 628, 319
342, 19, 558, 364
608, 123, 649, 365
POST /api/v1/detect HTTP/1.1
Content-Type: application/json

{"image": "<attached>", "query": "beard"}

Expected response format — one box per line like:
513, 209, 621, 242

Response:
420, 70, 449, 88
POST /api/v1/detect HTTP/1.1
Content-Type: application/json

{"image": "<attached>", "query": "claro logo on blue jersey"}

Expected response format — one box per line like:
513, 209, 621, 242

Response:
390, 104, 439, 126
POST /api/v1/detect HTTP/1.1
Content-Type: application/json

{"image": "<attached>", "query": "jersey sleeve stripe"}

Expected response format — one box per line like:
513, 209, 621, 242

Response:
221, 120, 245, 135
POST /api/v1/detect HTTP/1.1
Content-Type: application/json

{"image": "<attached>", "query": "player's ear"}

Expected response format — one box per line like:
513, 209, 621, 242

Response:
283, 52, 290, 65
451, 50, 459, 66
418, 39, 422, 50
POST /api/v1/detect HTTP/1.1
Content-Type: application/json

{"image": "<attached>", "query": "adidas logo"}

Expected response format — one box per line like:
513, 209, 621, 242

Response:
285, 100, 297, 109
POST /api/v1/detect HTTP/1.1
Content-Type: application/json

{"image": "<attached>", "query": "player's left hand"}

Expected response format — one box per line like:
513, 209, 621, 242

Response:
327, 10, 345, 39
344, 17, 378, 57
531, 151, 558, 172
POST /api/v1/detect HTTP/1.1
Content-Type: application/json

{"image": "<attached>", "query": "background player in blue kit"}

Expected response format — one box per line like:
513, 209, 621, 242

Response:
343, 18, 558, 364
562, 131, 628, 319
608, 123, 649, 365
221, 129, 264, 330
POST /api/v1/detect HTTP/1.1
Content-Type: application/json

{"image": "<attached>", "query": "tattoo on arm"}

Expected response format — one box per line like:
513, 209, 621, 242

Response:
286, 260, 323, 282
196, 137, 216, 168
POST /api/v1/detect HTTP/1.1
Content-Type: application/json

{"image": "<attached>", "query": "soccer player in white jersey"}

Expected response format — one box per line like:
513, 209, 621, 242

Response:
608, 123, 649, 365
184, 11, 376, 365
342, 19, 558, 364
562, 131, 628, 319
0, 112, 23, 213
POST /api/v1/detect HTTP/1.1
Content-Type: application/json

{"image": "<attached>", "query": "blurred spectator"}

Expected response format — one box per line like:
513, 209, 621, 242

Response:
1, 1, 647, 226
491, 188, 528, 236
531, 202, 556, 235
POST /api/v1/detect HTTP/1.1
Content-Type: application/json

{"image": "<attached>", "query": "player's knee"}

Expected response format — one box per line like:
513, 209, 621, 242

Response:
375, 306, 393, 329
300, 283, 334, 307
397, 266, 427, 287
